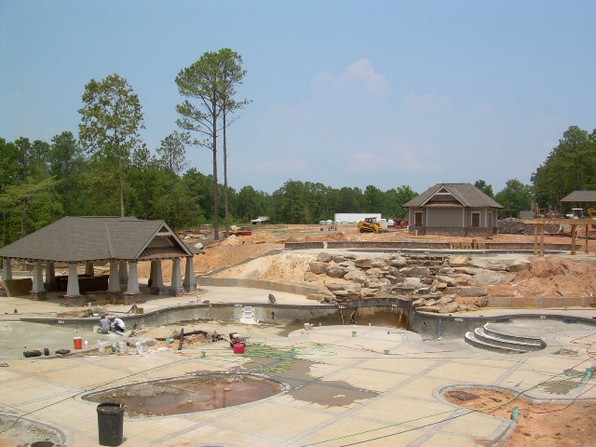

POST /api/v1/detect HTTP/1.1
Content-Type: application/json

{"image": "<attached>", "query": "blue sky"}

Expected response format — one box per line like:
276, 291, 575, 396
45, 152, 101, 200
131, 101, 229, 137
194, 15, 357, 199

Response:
1, 0, 595, 195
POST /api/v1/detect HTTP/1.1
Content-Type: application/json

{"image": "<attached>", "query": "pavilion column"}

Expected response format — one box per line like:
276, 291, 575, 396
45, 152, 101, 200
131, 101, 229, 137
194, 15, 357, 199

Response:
108, 260, 121, 294
126, 261, 140, 295
45, 261, 57, 291
183, 256, 196, 292
150, 260, 165, 295
65, 263, 80, 298
169, 258, 184, 296
85, 261, 94, 277
2, 258, 13, 282
119, 260, 128, 286
30, 261, 47, 300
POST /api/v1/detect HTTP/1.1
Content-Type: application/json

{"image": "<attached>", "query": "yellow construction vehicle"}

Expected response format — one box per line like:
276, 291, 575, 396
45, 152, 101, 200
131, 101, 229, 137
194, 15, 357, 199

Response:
358, 217, 381, 233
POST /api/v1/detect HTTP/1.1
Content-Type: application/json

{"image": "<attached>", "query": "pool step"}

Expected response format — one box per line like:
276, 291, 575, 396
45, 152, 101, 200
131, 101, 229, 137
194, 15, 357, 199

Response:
465, 323, 546, 354
240, 305, 256, 324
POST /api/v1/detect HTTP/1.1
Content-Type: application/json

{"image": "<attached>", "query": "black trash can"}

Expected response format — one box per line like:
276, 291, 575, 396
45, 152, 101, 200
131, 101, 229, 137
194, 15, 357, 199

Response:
97, 402, 124, 446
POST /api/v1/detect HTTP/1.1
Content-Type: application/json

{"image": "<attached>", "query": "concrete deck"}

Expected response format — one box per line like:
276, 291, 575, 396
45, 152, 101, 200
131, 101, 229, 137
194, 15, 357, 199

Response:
1, 288, 595, 447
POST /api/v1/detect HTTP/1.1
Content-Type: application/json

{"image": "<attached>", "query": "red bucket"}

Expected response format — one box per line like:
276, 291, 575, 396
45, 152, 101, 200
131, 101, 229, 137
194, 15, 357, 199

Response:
73, 337, 83, 350
233, 343, 245, 354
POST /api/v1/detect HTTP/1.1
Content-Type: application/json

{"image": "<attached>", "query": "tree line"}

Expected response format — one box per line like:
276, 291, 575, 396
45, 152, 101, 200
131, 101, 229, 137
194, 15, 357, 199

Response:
1, 46, 594, 248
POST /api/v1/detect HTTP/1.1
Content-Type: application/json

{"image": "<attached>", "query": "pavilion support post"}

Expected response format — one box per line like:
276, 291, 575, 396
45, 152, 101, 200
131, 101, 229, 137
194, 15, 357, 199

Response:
30, 260, 47, 300
533, 225, 538, 256
125, 261, 141, 301
183, 256, 196, 292
539, 224, 545, 257
45, 261, 57, 291
85, 261, 94, 277
65, 263, 81, 298
1, 257, 12, 282
119, 260, 128, 286
571, 224, 577, 255
169, 258, 184, 296
585, 224, 589, 254
108, 260, 121, 295
150, 260, 165, 295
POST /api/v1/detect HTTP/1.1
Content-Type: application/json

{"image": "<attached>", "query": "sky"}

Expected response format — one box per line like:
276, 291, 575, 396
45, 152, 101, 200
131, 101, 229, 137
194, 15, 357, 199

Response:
1, 0, 595, 195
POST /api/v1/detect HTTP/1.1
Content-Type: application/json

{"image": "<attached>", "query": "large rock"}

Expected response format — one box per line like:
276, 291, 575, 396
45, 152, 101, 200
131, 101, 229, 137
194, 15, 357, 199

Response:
326, 265, 349, 278
317, 252, 333, 263
415, 306, 440, 313
309, 261, 327, 275
354, 258, 374, 269
388, 256, 408, 268
400, 266, 430, 277
436, 275, 457, 287
469, 271, 515, 286
505, 259, 531, 272
403, 277, 422, 287
437, 302, 460, 314
449, 255, 470, 267
455, 286, 488, 297
332, 255, 348, 263
469, 259, 508, 271
344, 270, 368, 283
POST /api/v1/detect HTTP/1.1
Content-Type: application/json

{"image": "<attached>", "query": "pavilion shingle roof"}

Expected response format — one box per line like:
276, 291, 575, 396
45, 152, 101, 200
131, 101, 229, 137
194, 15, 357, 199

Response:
403, 183, 503, 209
0, 216, 194, 263
560, 191, 596, 203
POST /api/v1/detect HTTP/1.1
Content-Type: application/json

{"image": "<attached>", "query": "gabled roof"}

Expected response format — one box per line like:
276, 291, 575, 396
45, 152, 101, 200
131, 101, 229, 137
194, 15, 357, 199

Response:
403, 183, 503, 208
560, 191, 596, 203
0, 216, 194, 263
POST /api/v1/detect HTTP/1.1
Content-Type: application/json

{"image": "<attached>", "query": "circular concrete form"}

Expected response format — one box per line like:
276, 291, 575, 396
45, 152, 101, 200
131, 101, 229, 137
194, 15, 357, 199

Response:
82, 372, 287, 417
0, 413, 66, 446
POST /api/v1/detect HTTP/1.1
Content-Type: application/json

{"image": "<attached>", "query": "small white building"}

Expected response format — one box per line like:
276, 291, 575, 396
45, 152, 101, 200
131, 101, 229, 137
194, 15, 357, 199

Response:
333, 213, 382, 224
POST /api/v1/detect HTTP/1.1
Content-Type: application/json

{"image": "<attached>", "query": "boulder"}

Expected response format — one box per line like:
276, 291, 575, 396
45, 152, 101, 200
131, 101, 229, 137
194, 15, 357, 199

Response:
415, 306, 440, 313
437, 302, 460, 314
505, 259, 531, 272
449, 255, 470, 267
354, 258, 374, 269
455, 286, 488, 297
332, 255, 348, 263
326, 265, 349, 278
400, 266, 430, 277
469, 271, 515, 286
403, 277, 422, 287
308, 261, 327, 275
388, 256, 408, 268
344, 270, 368, 283
317, 252, 333, 263
360, 287, 378, 297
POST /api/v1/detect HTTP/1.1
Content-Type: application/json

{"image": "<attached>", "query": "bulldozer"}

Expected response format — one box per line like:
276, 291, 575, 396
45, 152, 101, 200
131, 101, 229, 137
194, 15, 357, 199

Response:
357, 217, 382, 233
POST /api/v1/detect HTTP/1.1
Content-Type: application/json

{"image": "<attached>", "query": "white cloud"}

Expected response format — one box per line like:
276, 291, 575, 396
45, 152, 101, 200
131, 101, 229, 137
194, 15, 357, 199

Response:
313, 58, 391, 95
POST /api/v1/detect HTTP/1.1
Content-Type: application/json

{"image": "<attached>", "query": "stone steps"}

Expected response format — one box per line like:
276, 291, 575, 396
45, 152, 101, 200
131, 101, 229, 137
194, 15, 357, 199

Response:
464, 323, 546, 354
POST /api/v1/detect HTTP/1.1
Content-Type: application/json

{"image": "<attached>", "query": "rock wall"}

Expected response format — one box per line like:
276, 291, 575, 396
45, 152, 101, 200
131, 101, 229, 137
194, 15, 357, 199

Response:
306, 252, 529, 314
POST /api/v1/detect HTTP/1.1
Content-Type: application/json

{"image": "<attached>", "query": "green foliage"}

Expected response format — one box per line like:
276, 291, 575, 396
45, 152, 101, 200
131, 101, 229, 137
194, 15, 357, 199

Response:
176, 48, 249, 239
531, 125, 596, 209
474, 179, 495, 198
495, 179, 533, 218
79, 73, 145, 216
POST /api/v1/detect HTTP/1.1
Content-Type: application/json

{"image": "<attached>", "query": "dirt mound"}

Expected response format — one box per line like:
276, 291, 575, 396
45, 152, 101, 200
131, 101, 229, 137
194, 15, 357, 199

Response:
488, 257, 596, 298
444, 387, 596, 447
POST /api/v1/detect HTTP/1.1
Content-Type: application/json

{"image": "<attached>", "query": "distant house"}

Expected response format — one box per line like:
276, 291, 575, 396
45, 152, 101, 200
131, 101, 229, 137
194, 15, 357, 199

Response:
403, 183, 503, 236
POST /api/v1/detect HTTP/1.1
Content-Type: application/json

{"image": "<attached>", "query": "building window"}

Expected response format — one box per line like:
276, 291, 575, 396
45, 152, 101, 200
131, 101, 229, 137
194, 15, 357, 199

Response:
471, 212, 480, 227
414, 212, 423, 227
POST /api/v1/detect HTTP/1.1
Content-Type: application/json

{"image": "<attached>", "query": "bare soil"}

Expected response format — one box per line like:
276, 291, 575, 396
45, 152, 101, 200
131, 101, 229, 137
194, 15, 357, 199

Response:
136, 224, 596, 446
444, 387, 596, 447
168, 225, 596, 300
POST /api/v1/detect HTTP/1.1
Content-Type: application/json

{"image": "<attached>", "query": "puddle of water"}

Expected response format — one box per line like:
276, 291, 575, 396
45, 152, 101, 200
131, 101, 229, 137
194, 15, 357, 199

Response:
83, 374, 285, 416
